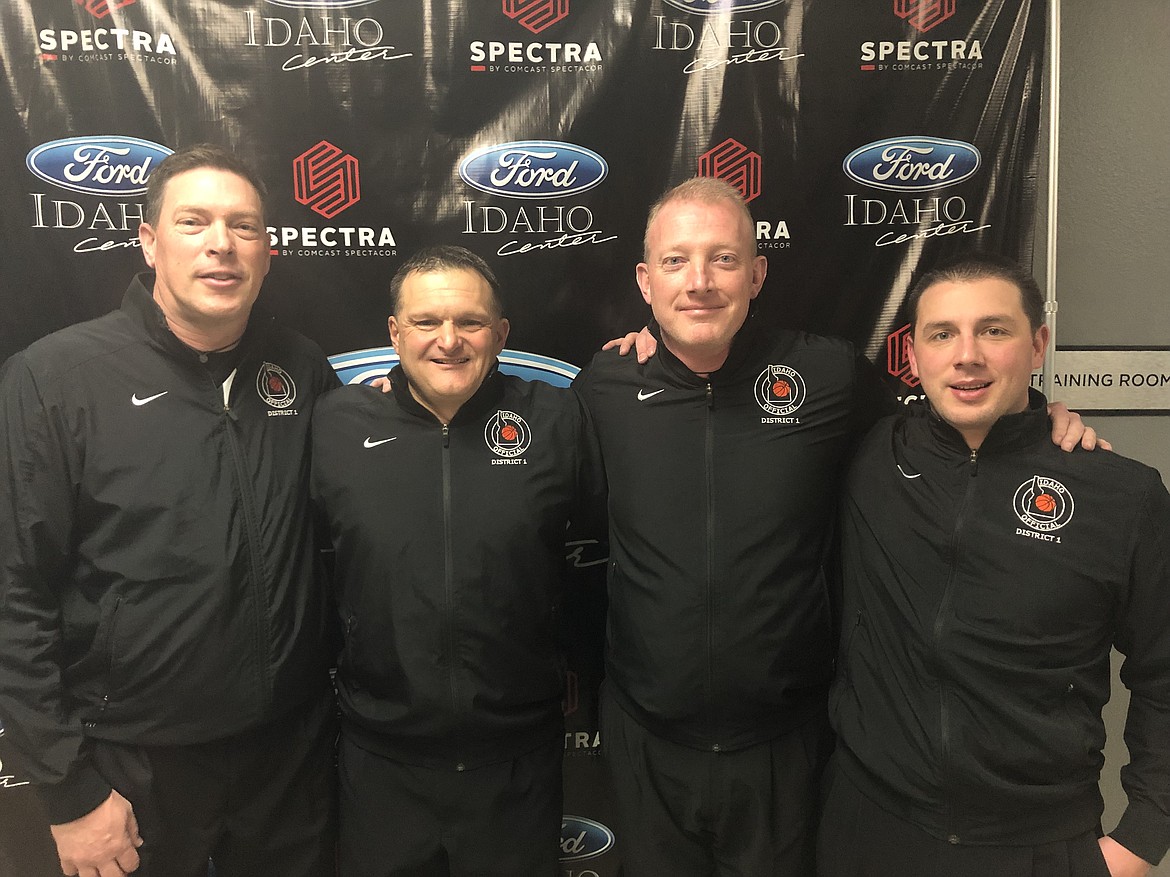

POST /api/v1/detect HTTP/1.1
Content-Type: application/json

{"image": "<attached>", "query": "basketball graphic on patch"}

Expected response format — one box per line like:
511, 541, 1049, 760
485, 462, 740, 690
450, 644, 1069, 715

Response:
1014, 475, 1074, 532
256, 362, 296, 408
485, 410, 531, 458
755, 365, 806, 417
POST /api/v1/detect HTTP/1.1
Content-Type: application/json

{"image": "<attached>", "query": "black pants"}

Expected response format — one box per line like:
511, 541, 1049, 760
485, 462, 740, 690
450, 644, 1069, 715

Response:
338, 733, 562, 877
817, 762, 1112, 877
91, 694, 337, 877
601, 684, 831, 876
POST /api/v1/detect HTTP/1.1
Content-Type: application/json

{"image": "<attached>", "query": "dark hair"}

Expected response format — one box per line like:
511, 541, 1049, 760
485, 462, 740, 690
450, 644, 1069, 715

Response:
144, 143, 268, 227
643, 176, 756, 260
389, 245, 503, 317
906, 252, 1044, 333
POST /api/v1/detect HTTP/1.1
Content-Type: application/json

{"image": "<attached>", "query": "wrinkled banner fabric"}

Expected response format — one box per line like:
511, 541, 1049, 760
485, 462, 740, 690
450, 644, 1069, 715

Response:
0, 1, 1044, 873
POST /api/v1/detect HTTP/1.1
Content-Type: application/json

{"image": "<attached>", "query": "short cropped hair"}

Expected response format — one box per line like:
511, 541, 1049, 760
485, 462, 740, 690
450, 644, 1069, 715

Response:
907, 252, 1045, 333
389, 245, 504, 318
643, 176, 756, 260
144, 143, 268, 227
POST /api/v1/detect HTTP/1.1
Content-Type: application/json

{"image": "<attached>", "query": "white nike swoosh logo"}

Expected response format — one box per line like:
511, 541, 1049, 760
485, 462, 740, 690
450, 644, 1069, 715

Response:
637, 389, 665, 401
132, 391, 168, 406
897, 465, 921, 479
363, 437, 398, 448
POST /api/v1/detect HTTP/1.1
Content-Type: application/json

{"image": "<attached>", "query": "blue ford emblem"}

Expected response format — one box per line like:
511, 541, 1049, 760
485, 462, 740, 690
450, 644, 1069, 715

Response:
26, 136, 173, 197
843, 137, 980, 192
459, 141, 608, 199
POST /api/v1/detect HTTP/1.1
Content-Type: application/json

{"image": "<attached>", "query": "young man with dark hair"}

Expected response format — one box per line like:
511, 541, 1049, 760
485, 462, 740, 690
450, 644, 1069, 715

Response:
821, 253, 1170, 877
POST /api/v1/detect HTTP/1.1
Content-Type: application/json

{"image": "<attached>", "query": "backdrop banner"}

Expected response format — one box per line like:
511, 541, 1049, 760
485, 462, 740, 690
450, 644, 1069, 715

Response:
0, 1, 1045, 873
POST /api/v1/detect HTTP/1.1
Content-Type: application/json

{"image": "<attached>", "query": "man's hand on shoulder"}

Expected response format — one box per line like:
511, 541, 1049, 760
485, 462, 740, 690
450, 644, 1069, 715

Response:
1099, 836, 1152, 877
600, 326, 656, 363
370, 375, 393, 394
50, 789, 143, 876
1047, 401, 1112, 452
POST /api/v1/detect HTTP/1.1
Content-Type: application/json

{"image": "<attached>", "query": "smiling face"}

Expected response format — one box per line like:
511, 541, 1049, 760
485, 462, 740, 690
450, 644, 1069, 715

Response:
388, 268, 509, 423
908, 276, 1049, 449
139, 167, 270, 350
636, 197, 766, 374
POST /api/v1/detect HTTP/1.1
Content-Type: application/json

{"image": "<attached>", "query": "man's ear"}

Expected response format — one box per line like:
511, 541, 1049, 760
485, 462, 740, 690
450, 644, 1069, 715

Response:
636, 263, 652, 306
1032, 324, 1050, 369
139, 222, 157, 268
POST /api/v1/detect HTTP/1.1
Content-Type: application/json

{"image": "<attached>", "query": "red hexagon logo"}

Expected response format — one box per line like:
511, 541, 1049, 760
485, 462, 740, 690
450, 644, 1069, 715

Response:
894, 0, 957, 34
293, 141, 361, 220
887, 322, 920, 387
699, 138, 762, 203
76, 0, 136, 17
503, 0, 569, 35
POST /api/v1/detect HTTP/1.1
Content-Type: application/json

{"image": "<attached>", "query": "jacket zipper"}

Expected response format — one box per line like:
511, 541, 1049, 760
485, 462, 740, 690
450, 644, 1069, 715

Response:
440, 423, 460, 728
931, 446, 979, 842
85, 597, 123, 729
704, 381, 719, 750
220, 372, 274, 713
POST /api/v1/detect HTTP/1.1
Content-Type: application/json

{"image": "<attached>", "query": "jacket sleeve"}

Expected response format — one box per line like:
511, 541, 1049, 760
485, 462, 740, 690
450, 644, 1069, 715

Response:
1109, 469, 1170, 865
0, 356, 112, 824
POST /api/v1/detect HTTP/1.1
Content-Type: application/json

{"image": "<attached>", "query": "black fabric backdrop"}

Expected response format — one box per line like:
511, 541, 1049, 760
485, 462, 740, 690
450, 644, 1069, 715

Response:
1, 1, 1045, 873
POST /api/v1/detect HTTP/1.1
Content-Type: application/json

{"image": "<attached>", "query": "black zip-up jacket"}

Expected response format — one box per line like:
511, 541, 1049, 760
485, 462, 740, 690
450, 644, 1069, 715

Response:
310, 365, 605, 769
0, 274, 339, 824
831, 394, 1170, 863
573, 315, 891, 751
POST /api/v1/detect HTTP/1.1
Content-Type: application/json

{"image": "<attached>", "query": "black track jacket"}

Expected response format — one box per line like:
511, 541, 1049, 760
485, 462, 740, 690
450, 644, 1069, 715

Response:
0, 274, 338, 824
832, 394, 1170, 863
310, 365, 605, 769
573, 315, 891, 751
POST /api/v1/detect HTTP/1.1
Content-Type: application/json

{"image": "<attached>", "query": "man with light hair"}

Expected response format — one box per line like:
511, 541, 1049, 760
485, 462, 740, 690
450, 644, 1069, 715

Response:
578, 179, 1098, 874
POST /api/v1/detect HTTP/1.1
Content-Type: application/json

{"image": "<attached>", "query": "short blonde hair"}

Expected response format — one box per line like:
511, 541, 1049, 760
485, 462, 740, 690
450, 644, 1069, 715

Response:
643, 177, 755, 259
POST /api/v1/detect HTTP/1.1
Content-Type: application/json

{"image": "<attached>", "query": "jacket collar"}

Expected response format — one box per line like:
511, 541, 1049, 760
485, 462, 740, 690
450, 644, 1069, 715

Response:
909, 387, 1051, 456
122, 271, 267, 366
649, 308, 767, 386
388, 360, 505, 424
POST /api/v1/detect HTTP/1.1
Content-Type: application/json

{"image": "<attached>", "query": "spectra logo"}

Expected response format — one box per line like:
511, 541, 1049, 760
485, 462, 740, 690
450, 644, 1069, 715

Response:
755, 365, 806, 418
504, 0, 569, 35
887, 323, 920, 387
843, 137, 980, 193
485, 410, 531, 458
1014, 476, 1075, 533
77, 0, 136, 16
664, 0, 784, 11
294, 141, 361, 219
459, 141, 607, 199
895, 0, 957, 33
559, 816, 615, 862
26, 137, 172, 197
700, 139, 762, 203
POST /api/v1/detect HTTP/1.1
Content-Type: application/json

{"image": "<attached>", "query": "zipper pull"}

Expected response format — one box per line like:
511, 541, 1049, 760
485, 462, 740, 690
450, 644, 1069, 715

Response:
969, 447, 978, 475
706, 382, 714, 409
442, 423, 450, 448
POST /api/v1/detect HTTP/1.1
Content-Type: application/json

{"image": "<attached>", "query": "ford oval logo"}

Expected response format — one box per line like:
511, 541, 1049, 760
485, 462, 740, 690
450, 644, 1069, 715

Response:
459, 141, 608, 200
26, 136, 173, 197
559, 816, 615, 862
842, 137, 980, 193
663, 0, 785, 13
